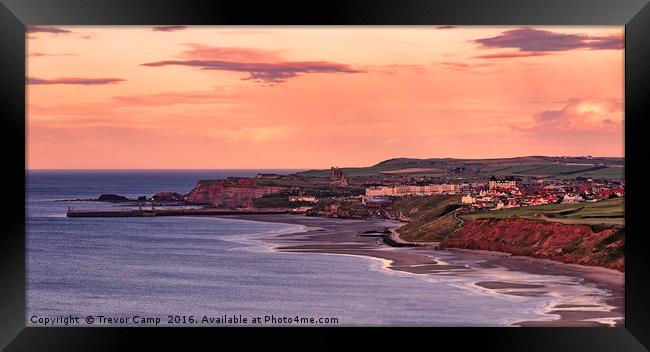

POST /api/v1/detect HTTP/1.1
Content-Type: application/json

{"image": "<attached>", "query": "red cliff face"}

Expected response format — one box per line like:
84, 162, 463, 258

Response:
441, 218, 624, 271
185, 178, 284, 208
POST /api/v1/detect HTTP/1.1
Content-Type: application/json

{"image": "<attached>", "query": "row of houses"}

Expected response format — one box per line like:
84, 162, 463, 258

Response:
461, 185, 624, 210
365, 183, 461, 197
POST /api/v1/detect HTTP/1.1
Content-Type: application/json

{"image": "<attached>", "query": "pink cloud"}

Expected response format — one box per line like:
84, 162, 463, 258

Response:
142, 44, 364, 83
179, 44, 283, 62
441, 62, 470, 68
142, 59, 364, 83
440, 61, 493, 73
28, 52, 77, 58
208, 126, 294, 144
475, 28, 623, 52
371, 64, 426, 75
111, 89, 238, 106
27, 77, 125, 85
529, 98, 623, 132
473, 51, 548, 59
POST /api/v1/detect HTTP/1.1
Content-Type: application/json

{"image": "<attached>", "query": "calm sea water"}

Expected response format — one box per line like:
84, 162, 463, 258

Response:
27, 170, 562, 326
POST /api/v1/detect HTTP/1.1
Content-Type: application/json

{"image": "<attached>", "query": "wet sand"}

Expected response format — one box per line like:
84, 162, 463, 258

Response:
475, 281, 545, 289
225, 214, 624, 327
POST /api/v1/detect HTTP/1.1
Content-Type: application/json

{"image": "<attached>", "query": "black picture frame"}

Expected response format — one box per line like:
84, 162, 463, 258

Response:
2, 0, 649, 350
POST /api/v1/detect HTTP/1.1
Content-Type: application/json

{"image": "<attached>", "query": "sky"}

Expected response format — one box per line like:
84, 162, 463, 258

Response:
26, 26, 624, 169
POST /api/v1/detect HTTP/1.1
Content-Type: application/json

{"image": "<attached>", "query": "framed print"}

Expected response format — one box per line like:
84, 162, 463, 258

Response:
1, 0, 649, 350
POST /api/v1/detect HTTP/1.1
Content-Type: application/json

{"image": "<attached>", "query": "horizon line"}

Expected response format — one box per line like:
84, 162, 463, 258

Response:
25, 155, 625, 171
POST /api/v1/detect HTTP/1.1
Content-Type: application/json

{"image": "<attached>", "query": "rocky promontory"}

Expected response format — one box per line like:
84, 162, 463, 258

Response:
185, 178, 285, 208
97, 194, 130, 202
151, 192, 185, 202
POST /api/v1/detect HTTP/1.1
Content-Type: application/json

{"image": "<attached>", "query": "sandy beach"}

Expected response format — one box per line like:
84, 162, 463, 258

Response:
226, 214, 624, 327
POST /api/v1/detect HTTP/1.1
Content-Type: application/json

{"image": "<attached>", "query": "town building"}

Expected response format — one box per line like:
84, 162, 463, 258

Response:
330, 167, 344, 180
562, 194, 583, 203
330, 167, 349, 187
365, 183, 460, 197
489, 176, 517, 190
461, 194, 476, 204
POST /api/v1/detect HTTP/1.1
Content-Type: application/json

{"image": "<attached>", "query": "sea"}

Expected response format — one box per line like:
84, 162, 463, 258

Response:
26, 170, 612, 326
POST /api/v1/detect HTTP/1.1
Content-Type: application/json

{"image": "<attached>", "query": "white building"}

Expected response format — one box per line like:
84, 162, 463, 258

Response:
461, 194, 476, 204
365, 186, 395, 197
365, 183, 461, 197
489, 176, 517, 190
562, 194, 583, 204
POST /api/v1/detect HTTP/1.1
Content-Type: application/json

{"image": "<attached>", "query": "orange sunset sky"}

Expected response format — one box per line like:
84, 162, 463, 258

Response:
27, 26, 624, 169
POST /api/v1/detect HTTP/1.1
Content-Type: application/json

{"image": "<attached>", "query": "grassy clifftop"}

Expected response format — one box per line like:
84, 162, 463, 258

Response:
388, 195, 462, 242
397, 197, 624, 243
297, 156, 624, 179
385, 195, 462, 221
461, 197, 624, 226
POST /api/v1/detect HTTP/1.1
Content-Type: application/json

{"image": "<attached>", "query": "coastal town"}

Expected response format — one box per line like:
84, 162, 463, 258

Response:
240, 163, 625, 217
65, 156, 625, 272
74, 156, 625, 218
361, 173, 624, 212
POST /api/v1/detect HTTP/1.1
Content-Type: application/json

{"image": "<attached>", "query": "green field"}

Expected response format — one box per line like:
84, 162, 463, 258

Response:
490, 164, 624, 180
555, 167, 624, 180
462, 197, 624, 226
297, 163, 423, 177
518, 164, 597, 175
297, 156, 624, 180
490, 164, 550, 175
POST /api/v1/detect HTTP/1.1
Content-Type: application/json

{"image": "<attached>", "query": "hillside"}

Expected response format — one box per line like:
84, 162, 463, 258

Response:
441, 218, 624, 271
398, 211, 460, 242
385, 195, 463, 242
391, 196, 625, 271
383, 195, 462, 222
297, 156, 624, 180
461, 197, 624, 226
397, 198, 624, 244
305, 194, 461, 221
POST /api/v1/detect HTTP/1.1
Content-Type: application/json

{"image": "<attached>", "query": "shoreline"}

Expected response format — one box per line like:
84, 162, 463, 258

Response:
225, 213, 624, 327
